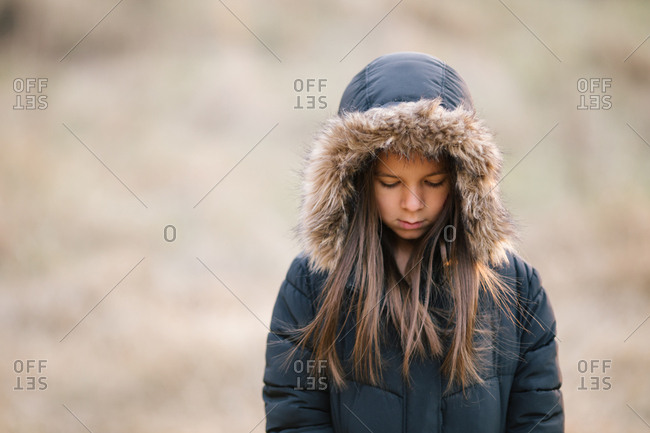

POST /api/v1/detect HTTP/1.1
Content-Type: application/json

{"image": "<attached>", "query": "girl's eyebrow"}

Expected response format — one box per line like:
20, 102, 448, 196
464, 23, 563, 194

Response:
375, 171, 446, 177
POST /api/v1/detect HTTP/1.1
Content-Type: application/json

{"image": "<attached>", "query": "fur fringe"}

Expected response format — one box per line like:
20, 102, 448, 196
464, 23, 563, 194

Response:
296, 98, 518, 273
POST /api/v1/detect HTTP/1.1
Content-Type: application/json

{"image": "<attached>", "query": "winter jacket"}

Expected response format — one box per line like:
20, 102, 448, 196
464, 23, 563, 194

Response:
263, 52, 564, 433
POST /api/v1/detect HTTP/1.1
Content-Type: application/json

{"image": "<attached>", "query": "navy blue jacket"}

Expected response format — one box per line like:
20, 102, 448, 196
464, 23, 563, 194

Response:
263, 251, 563, 432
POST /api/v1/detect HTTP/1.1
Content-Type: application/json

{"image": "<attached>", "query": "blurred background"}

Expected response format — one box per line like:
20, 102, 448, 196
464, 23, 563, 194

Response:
1, 0, 649, 431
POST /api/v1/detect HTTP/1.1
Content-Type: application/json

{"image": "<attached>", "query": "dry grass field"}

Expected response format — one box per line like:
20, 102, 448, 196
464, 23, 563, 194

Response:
1, 1, 649, 431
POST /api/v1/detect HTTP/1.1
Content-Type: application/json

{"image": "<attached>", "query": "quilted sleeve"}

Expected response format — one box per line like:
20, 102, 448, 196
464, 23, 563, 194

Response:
506, 262, 564, 432
262, 255, 334, 433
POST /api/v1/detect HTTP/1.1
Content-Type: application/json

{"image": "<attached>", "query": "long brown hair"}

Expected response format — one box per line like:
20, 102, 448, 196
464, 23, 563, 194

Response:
287, 150, 516, 394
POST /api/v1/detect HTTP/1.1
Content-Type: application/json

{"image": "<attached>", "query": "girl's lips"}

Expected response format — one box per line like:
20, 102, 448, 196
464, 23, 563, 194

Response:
398, 220, 424, 229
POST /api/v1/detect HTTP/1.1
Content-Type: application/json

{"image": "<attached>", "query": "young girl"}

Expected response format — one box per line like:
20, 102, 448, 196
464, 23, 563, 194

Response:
263, 52, 564, 433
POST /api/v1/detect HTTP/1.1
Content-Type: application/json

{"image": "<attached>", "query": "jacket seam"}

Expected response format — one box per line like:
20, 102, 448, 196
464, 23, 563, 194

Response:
364, 65, 371, 110
509, 386, 562, 393
440, 63, 448, 105
522, 330, 557, 355
284, 274, 312, 301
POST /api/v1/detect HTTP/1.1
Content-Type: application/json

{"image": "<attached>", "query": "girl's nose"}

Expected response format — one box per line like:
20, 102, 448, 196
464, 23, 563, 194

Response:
401, 185, 425, 211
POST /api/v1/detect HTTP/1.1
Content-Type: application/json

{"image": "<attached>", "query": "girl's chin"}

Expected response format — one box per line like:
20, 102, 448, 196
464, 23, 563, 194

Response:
382, 223, 426, 242
393, 227, 425, 241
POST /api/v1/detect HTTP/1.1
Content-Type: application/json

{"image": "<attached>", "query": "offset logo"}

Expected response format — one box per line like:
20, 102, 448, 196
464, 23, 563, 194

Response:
577, 78, 612, 110
13, 359, 48, 391
294, 78, 327, 110
577, 359, 612, 391
293, 359, 327, 390
13, 78, 48, 110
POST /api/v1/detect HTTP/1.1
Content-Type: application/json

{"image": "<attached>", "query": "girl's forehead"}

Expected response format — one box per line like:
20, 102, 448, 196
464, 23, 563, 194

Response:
374, 150, 447, 172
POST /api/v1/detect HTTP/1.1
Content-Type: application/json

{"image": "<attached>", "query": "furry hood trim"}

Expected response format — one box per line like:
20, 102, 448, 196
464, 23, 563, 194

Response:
296, 54, 518, 274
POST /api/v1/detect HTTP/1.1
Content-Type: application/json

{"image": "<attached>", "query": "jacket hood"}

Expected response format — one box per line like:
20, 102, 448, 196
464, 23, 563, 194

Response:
297, 52, 517, 274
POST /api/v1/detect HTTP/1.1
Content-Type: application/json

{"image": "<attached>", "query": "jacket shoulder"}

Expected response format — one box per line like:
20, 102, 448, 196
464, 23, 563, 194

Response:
496, 250, 544, 302
268, 253, 325, 336
497, 251, 559, 356
283, 252, 328, 301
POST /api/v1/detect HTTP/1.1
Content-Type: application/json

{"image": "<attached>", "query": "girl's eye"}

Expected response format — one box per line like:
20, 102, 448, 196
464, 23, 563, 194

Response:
379, 180, 444, 188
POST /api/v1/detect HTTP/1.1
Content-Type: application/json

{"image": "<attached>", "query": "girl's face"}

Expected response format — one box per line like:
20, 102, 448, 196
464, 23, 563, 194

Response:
373, 150, 450, 244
